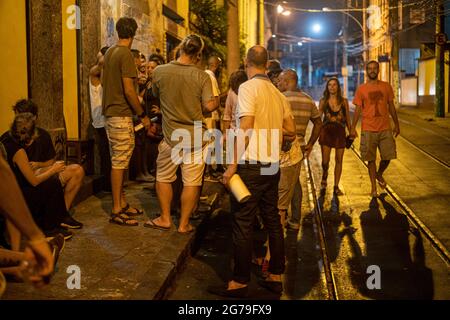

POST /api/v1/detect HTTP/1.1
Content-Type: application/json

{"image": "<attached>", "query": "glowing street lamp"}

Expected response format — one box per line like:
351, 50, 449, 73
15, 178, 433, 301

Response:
274, 4, 292, 55
312, 23, 322, 33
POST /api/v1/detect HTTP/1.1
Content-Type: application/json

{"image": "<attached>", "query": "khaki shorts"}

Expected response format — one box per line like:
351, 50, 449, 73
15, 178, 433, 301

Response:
360, 130, 397, 162
278, 162, 301, 210
156, 140, 206, 187
105, 117, 135, 170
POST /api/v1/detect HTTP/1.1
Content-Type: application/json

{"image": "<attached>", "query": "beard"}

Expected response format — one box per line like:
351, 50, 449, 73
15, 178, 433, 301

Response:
368, 72, 378, 80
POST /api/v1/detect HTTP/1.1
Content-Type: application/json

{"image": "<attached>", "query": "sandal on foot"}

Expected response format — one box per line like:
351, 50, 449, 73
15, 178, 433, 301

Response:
178, 226, 195, 234
376, 176, 387, 189
144, 219, 171, 231
109, 212, 139, 226
121, 203, 144, 217
333, 186, 344, 196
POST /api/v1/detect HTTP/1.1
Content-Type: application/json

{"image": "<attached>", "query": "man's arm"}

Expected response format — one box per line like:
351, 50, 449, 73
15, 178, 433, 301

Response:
304, 117, 323, 157
388, 100, 400, 137
222, 116, 254, 185
350, 104, 361, 138
282, 113, 296, 140
123, 77, 150, 129
202, 98, 219, 113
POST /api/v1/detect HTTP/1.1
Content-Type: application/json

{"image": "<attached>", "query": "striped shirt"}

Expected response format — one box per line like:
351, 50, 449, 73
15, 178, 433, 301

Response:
283, 90, 320, 146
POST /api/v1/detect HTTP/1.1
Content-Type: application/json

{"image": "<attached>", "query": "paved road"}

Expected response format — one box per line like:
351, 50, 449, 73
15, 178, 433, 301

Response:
169, 117, 450, 300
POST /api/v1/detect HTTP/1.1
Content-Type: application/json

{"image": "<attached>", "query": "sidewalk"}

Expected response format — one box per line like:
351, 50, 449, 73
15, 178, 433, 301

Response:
398, 106, 450, 130
2, 181, 220, 300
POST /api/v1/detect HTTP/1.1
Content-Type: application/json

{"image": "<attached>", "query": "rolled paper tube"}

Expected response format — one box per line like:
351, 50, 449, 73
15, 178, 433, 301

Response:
134, 123, 144, 132
229, 174, 251, 203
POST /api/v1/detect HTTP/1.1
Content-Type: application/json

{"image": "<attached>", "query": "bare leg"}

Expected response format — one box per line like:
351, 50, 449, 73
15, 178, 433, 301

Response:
6, 220, 21, 252
60, 164, 85, 210
334, 148, 345, 188
111, 168, 125, 213
368, 160, 378, 196
377, 160, 390, 183
148, 181, 173, 228
321, 145, 331, 187
178, 186, 201, 232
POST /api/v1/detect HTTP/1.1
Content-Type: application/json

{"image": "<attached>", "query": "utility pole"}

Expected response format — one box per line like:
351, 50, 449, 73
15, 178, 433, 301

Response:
362, 0, 367, 82
308, 42, 312, 87
391, 0, 400, 109
342, 0, 350, 98
274, 6, 279, 57
334, 41, 338, 73
435, 0, 446, 117
226, 0, 240, 74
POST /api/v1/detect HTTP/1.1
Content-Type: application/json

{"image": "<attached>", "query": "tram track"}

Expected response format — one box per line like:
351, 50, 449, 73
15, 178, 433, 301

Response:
349, 146, 450, 267
304, 157, 339, 300
303, 136, 450, 301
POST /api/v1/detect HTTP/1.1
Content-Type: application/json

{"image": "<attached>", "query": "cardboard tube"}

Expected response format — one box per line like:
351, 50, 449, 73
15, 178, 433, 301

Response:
229, 174, 251, 203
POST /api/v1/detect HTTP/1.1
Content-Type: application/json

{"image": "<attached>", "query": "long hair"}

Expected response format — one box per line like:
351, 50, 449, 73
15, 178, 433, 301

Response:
323, 77, 344, 105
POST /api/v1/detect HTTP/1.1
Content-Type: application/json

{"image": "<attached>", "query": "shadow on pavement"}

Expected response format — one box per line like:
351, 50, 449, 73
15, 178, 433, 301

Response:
349, 195, 434, 299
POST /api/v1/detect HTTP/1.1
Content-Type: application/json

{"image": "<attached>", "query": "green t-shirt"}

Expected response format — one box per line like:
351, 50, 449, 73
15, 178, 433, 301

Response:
152, 61, 214, 148
102, 45, 137, 117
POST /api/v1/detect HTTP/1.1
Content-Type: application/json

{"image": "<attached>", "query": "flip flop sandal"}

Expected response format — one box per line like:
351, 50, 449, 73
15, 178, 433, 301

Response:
144, 219, 171, 231
377, 179, 387, 189
177, 226, 195, 234
333, 186, 344, 196
121, 203, 144, 217
110, 213, 139, 226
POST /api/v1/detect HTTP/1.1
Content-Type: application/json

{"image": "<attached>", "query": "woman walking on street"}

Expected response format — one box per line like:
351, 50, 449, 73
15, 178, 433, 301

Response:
318, 78, 351, 195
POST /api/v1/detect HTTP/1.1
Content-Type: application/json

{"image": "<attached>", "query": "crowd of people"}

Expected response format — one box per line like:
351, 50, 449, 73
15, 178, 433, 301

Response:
0, 16, 400, 298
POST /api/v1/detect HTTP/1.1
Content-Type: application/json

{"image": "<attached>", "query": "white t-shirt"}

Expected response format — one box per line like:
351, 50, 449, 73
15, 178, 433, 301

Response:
205, 70, 220, 120
237, 76, 293, 163
89, 79, 105, 128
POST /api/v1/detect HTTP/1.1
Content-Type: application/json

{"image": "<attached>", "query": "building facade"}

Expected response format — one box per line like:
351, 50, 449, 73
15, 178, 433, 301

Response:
367, 0, 449, 112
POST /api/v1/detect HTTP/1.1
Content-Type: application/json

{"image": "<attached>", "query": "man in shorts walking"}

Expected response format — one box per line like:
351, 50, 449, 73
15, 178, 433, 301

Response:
102, 17, 151, 225
350, 60, 400, 197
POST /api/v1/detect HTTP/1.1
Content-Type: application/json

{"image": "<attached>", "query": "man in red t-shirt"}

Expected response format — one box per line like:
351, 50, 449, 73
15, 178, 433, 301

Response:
350, 60, 400, 198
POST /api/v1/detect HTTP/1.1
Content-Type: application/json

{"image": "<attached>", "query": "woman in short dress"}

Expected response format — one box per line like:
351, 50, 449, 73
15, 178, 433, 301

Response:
318, 78, 352, 195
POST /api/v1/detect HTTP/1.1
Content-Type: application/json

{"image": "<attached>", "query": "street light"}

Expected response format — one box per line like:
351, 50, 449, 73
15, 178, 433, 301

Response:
312, 23, 322, 33
322, 6, 366, 98
274, 4, 291, 57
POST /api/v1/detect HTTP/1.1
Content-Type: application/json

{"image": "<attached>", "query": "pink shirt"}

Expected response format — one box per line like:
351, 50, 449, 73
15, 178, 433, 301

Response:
223, 89, 238, 129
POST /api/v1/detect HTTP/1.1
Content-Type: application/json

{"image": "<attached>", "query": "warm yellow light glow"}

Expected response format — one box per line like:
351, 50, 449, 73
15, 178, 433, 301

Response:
0, 0, 28, 134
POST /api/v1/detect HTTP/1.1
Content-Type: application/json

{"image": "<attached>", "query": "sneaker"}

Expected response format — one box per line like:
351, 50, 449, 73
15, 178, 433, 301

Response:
45, 228, 73, 241
60, 215, 83, 229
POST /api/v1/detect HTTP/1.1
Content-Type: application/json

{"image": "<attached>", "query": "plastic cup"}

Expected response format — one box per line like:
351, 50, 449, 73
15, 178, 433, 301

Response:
229, 174, 251, 203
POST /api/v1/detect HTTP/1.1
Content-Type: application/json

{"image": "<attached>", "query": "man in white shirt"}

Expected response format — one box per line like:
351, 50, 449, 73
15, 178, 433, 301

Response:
208, 46, 296, 298
204, 56, 222, 179
89, 46, 111, 191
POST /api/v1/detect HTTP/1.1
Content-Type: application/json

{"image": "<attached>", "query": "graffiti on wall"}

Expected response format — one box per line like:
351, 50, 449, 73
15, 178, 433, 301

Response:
101, 0, 119, 47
